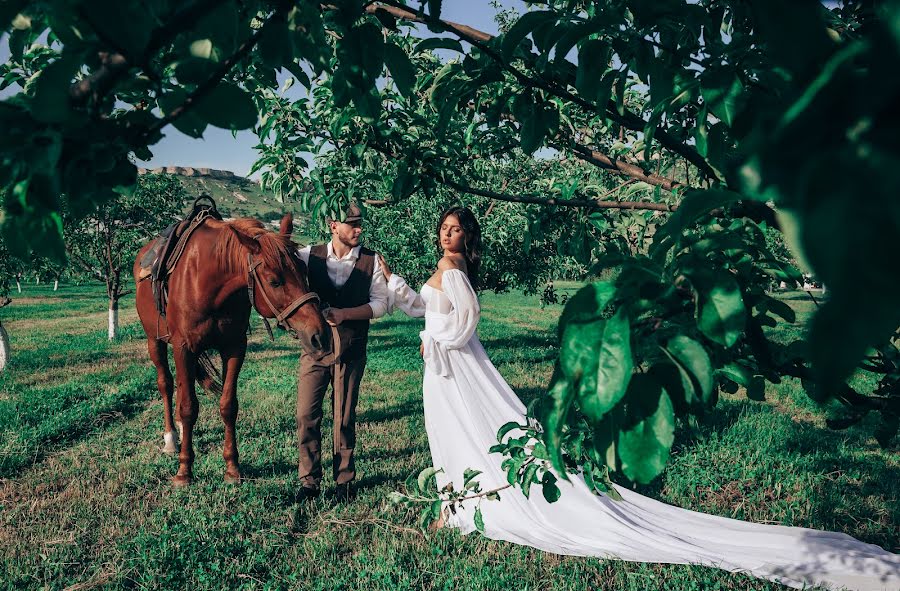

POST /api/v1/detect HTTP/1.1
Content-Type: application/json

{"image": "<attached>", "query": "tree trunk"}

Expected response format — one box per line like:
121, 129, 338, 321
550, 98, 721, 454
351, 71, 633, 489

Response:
0, 320, 9, 372
53, 279, 58, 291
15, 280, 21, 293
108, 297, 119, 340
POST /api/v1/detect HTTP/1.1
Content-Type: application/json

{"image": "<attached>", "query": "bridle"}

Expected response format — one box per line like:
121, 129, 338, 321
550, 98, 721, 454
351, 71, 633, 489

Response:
247, 253, 320, 340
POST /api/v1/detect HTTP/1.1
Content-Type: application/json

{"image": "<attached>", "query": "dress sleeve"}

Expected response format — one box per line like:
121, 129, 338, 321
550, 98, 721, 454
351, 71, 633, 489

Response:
426, 269, 479, 349
367, 254, 390, 319
386, 274, 426, 318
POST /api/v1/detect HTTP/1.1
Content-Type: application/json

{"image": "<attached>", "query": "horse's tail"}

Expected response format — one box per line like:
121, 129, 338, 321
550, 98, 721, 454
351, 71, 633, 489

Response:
196, 351, 223, 395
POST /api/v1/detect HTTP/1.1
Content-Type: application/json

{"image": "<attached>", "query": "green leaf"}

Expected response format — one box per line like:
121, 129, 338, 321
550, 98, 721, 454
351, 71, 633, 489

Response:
501, 10, 557, 58
29, 56, 80, 123
521, 100, 558, 154
758, 296, 796, 324
663, 336, 714, 405
577, 306, 632, 423
414, 38, 464, 54
685, 267, 746, 348
659, 189, 744, 241
383, 42, 416, 98
496, 421, 521, 441
258, 18, 293, 69
541, 367, 576, 475
700, 68, 744, 127
474, 505, 485, 533
747, 376, 766, 401
157, 89, 207, 138
197, 83, 258, 130
463, 468, 482, 489
717, 363, 751, 387
618, 375, 675, 484
649, 60, 674, 108
541, 472, 561, 503
557, 284, 633, 423
427, 0, 442, 20
575, 40, 612, 105
173, 57, 217, 86
78, 2, 152, 58
520, 463, 539, 498
417, 466, 440, 492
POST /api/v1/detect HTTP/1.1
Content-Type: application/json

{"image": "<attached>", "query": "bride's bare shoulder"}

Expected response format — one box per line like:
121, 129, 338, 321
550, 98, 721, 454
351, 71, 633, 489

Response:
427, 256, 466, 290
437, 256, 463, 271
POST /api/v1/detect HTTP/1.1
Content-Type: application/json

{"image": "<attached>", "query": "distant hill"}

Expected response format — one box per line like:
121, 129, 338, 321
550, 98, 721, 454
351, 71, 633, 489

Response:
138, 167, 303, 224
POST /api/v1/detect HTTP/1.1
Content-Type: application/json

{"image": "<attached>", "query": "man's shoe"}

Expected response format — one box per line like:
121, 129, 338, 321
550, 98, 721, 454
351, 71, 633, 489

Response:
335, 482, 355, 503
295, 485, 320, 503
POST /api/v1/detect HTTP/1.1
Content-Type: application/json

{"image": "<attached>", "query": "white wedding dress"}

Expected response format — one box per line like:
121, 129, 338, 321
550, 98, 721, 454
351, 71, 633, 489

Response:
386, 269, 900, 591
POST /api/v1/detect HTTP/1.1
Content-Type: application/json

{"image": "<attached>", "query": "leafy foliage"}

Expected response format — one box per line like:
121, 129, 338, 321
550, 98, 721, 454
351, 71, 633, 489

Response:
2, 0, 898, 487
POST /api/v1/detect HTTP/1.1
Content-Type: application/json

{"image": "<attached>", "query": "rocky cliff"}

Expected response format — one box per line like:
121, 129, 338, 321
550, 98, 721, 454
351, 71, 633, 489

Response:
138, 166, 240, 180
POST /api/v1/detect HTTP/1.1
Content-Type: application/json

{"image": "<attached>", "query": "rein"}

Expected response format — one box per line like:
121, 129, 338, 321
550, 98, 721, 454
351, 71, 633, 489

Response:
247, 253, 320, 340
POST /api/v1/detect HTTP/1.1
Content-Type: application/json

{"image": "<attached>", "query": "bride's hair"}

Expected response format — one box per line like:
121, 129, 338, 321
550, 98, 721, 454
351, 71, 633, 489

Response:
436, 205, 481, 289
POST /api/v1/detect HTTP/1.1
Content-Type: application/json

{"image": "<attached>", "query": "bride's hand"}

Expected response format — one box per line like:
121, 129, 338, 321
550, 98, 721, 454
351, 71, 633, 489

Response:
378, 253, 392, 280
420, 342, 424, 358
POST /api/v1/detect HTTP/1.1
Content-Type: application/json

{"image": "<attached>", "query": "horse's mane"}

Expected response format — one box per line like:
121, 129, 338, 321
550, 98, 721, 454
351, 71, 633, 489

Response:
215, 218, 300, 274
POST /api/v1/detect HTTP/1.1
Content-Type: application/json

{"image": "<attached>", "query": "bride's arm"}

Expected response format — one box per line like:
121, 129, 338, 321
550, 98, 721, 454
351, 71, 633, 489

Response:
379, 254, 426, 318
427, 268, 479, 349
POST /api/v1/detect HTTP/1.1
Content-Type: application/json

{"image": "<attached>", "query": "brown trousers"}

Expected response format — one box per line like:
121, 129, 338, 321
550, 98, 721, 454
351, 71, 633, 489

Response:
296, 327, 366, 487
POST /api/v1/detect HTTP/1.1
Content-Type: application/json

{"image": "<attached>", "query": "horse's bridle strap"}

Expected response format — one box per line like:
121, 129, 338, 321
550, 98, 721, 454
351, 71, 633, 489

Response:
247, 254, 319, 337
275, 292, 320, 324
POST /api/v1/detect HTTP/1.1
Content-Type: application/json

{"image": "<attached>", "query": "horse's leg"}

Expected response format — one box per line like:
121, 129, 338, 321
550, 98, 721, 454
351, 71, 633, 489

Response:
219, 340, 246, 484
173, 343, 199, 486
148, 338, 177, 453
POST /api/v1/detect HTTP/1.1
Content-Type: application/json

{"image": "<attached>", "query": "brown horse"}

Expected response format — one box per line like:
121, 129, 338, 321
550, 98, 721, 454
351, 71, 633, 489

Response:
134, 214, 330, 486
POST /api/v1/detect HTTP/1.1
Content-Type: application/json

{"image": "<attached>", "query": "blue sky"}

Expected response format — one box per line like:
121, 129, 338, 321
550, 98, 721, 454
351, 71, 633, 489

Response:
1, 1, 526, 177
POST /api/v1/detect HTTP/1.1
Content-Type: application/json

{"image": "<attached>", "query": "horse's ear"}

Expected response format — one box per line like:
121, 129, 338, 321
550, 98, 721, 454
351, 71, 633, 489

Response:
229, 225, 261, 254
279, 213, 293, 237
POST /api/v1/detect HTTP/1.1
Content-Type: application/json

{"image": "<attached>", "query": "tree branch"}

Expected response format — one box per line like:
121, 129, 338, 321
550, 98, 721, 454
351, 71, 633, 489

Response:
466, 102, 686, 191
438, 175, 675, 211
369, 1, 720, 182
369, 139, 674, 211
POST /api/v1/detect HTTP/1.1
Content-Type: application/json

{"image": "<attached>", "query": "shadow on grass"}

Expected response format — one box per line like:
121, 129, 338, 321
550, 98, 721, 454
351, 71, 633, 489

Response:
639, 400, 900, 550
0, 372, 157, 478
358, 400, 422, 425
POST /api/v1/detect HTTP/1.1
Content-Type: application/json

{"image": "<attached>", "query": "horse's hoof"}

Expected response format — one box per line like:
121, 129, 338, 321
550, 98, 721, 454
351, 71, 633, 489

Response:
172, 474, 192, 487
162, 432, 178, 454
224, 471, 242, 484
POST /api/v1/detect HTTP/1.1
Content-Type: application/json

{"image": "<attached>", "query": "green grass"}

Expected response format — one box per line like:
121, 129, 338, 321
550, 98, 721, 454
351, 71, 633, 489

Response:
0, 284, 896, 590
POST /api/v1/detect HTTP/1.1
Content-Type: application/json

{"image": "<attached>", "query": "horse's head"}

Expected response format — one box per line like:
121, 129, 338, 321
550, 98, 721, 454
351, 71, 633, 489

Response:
228, 215, 331, 354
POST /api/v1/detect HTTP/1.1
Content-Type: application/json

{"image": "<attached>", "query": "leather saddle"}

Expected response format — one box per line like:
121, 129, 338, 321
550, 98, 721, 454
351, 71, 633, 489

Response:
139, 195, 223, 317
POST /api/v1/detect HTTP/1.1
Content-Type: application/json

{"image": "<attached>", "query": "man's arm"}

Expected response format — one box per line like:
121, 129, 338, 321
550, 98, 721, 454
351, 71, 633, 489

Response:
324, 253, 388, 325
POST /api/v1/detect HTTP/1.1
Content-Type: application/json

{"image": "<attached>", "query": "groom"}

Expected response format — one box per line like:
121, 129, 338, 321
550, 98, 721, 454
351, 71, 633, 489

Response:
295, 203, 389, 502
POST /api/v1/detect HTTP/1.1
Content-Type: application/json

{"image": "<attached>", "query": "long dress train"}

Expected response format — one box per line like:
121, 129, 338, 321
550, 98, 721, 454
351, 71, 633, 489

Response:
387, 269, 900, 591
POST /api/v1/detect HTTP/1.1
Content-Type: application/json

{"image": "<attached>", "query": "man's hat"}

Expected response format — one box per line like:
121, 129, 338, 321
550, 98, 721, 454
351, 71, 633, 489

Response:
327, 203, 363, 224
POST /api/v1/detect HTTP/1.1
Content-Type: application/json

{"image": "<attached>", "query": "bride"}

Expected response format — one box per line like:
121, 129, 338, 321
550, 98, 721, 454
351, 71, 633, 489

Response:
379, 205, 900, 591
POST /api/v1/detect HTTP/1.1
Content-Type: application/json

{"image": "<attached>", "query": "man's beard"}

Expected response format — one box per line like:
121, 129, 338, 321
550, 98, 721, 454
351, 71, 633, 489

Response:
338, 234, 360, 248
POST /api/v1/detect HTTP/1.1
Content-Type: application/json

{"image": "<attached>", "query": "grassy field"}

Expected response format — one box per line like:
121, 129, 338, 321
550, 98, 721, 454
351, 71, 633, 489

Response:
0, 284, 896, 590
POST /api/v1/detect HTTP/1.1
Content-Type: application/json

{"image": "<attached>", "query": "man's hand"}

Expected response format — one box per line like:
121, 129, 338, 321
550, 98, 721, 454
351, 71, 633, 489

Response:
420, 342, 424, 358
324, 308, 345, 326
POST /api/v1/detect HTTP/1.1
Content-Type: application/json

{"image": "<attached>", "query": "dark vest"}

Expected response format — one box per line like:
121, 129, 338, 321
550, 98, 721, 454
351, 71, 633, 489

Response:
308, 244, 375, 361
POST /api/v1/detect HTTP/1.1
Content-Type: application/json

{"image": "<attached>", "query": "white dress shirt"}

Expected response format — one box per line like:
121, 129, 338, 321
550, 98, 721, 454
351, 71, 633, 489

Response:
297, 242, 389, 319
